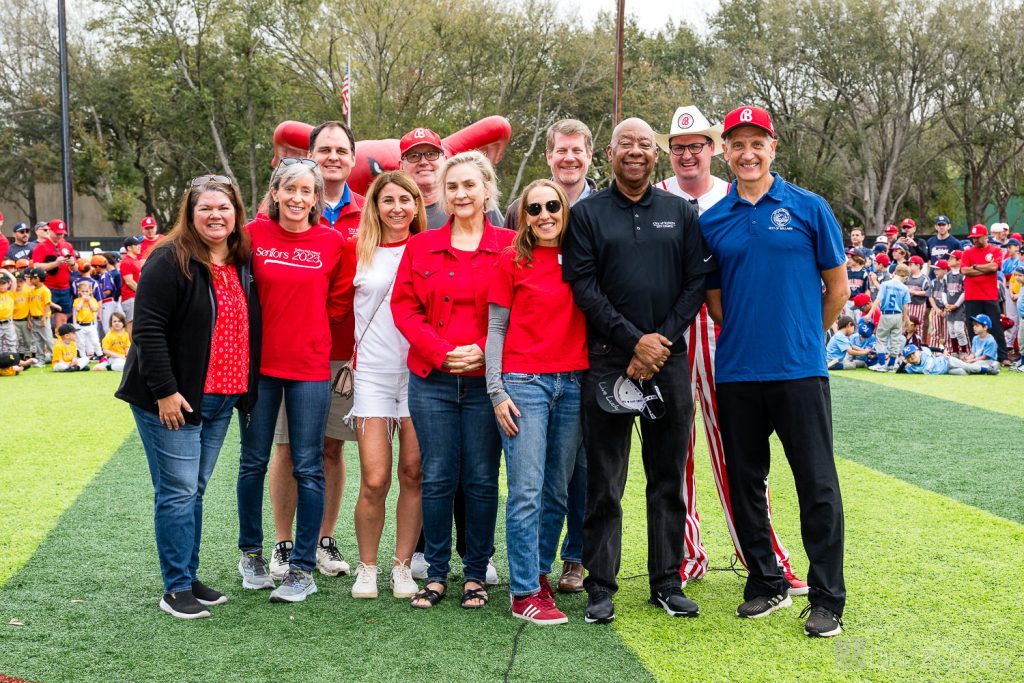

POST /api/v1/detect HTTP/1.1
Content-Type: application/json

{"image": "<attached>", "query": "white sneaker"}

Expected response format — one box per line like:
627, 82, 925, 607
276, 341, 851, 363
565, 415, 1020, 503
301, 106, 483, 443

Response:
390, 560, 419, 598
270, 540, 292, 581
410, 552, 429, 580
316, 536, 351, 576
351, 562, 379, 598
486, 559, 499, 586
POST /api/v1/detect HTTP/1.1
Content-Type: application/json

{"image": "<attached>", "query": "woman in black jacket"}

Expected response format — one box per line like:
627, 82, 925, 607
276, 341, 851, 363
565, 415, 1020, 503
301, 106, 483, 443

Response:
116, 175, 261, 620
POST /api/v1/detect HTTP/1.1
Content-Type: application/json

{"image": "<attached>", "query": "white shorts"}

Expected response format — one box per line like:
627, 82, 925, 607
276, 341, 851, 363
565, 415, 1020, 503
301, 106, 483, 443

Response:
350, 369, 409, 419
273, 359, 357, 444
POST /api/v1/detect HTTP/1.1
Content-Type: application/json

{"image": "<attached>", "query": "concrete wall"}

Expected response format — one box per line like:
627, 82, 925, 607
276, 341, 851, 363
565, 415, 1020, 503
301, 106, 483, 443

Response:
0, 183, 148, 237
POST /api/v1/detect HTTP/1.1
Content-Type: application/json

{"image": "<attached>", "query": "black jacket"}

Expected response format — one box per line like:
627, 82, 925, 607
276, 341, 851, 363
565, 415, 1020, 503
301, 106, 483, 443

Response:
115, 244, 261, 425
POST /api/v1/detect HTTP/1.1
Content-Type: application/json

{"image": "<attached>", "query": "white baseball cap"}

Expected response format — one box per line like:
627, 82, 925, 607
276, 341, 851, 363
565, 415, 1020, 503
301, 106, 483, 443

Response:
655, 106, 724, 156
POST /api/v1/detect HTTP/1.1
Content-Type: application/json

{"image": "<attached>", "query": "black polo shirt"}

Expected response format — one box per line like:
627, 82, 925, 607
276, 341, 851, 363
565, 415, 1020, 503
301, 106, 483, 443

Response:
562, 181, 714, 353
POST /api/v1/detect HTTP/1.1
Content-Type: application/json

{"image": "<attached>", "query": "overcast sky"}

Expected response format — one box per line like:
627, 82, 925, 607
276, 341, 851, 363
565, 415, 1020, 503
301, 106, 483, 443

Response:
557, 0, 722, 35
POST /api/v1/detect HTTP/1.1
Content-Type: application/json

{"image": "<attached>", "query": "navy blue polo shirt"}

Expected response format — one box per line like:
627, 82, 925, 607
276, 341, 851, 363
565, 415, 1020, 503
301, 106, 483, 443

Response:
700, 173, 846, 383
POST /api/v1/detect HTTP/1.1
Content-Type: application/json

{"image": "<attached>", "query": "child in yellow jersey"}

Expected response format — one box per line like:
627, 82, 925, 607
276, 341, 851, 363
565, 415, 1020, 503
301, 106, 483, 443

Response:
52, 323, 90, 372
73, 280, 102, 358
0, 271, 15, 354
26, 269, 55, 364
0, 351, 34, 376
12, 271, 32, 358
95, 311, 130, 371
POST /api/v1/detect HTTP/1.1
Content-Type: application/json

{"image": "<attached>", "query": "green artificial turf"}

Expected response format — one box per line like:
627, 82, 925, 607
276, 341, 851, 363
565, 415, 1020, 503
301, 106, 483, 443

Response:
833, 367, 1021, 416
0, 370, 133, 585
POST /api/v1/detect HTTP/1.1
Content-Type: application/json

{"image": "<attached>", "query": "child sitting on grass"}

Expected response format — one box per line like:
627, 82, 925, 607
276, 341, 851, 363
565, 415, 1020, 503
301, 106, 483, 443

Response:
52, 323, 91, 372
0, 351, 33, 376
964, 314, 1000, 375
94, 312, 130, 371
826, 316, 871, 370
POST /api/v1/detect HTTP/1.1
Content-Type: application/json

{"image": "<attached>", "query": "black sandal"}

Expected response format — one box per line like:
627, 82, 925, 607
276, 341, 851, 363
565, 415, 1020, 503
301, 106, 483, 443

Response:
460, 581, 489, 609
411, 582, 446, 609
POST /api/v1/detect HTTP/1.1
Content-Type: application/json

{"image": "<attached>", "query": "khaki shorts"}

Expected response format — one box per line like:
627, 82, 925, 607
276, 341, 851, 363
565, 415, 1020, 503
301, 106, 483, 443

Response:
273, 360, 357, 444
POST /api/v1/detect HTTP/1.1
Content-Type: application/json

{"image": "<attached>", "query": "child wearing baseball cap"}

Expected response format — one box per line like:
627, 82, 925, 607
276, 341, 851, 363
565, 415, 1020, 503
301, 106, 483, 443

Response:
51, 323, 91, 372
964, 314, 999, 374
901, 344, 993, 375
825, 316, 871, 370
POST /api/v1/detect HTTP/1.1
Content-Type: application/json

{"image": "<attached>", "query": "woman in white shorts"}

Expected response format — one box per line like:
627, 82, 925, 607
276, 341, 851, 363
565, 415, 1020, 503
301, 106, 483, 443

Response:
338, 170, 425, 599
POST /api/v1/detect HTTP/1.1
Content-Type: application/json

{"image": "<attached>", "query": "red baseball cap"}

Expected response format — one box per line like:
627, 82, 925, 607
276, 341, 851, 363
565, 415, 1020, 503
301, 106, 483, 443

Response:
722, 106, 775, 138
852, 293, 871, 307
141, 216, 157, 229
935, 259, 950, 270
399, 128, 443, 156
48, 219, 67, 235
884, 224, 899, 236
875, 253, 891, 266
909, 255, 925, 265
950, 249, 964, 259
969, 224, 987, 238
901, 218, 916, 229
1011, 233, 1023, 242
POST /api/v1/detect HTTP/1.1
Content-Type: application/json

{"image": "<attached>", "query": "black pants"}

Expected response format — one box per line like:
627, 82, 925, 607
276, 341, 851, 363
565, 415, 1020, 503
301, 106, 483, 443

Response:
717, 377, 846, 615
581, 343, 692, 595
964, 299, 1007, 362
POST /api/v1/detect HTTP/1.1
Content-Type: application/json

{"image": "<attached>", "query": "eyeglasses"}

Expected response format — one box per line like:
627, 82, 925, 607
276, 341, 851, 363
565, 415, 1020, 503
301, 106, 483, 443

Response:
669, 142, 710, 156
525, 200, 562, 216
191, 174, 232, 186
403, 150, 441, 163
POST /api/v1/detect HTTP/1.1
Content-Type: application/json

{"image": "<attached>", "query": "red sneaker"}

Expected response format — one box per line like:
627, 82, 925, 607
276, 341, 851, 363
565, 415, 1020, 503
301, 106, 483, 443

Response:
785, 569, 809, 596
512, 593, 568, 625
538, 574, 555, 601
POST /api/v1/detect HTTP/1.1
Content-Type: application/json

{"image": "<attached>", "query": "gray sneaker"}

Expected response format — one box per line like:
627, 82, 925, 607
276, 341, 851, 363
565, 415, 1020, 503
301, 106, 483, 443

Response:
238, 552, 275, 590
269, 568, 318, 603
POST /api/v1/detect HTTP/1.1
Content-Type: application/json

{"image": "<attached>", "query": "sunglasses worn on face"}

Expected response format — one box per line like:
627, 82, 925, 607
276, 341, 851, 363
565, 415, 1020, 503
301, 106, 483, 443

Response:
403, 150, 441, 163
191, 174, 232, 186
525, 200, 562, 216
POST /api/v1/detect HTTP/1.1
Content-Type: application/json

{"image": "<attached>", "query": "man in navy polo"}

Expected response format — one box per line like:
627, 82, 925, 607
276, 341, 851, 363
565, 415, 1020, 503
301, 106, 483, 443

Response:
699, 106, 849, 638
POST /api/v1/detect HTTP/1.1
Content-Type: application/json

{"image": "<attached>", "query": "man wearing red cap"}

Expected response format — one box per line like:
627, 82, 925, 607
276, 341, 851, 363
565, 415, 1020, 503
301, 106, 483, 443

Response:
399, 127, 504, 229
700, 105, 848, 637
31, 219, 77, 328
961, 224, 1008, 362
895, 218, 928, 262
138, 216, 164, 261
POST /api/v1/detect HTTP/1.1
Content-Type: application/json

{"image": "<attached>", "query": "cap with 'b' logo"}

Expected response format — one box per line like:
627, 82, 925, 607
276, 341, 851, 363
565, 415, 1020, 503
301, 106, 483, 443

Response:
399, 127, 444, 155
722, 105, 776, 139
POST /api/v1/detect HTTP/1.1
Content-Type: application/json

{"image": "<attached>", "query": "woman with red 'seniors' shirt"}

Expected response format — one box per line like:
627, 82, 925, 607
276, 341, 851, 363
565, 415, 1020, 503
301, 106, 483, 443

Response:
236, 159, 347, 604
391, 151, 515, 610
485, 179, 588, 626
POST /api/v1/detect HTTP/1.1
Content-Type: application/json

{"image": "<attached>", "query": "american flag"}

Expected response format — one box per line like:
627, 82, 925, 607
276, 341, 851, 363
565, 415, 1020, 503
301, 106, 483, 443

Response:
341, 62, 351, 124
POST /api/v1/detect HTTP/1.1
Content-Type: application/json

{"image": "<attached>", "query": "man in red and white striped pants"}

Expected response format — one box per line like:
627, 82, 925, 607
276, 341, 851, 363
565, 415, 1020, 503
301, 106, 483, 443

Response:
655, 105, 807, 594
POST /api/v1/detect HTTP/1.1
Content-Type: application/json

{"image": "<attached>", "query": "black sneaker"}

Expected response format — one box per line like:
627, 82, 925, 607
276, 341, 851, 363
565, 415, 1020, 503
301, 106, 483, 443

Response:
736, 593, 792, 618
649, 585, 699, 617
584, 591, 615, 624
191, 580, 228, 606
801, 604, 843, 637
159, 590, 211, 619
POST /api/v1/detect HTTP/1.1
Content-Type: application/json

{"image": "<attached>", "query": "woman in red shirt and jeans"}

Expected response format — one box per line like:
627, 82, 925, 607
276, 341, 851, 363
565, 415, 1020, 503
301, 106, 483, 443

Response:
392, 151, 515, 609
236, 160, 347, 604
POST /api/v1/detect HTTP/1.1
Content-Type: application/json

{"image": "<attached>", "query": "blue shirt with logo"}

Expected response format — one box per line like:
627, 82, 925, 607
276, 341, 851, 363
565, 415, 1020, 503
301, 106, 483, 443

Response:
905, 348, 949, 375
699, 173, 847, 382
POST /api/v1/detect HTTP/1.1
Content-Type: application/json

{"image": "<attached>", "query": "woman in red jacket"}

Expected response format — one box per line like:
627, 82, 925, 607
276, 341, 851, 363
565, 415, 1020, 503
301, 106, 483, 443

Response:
391, 151, 514, 609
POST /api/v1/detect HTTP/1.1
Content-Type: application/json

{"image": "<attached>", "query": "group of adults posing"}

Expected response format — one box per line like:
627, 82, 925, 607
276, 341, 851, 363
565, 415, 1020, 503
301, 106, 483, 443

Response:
116, 104, 848, 639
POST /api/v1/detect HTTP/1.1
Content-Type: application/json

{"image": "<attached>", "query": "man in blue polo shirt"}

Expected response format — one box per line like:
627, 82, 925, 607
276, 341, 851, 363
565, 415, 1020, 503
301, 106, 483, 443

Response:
700, 106, 849, 638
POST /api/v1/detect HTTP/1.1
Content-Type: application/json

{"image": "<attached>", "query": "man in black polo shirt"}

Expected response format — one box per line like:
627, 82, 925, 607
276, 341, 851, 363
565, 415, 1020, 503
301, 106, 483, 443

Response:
562, 117, 714, 624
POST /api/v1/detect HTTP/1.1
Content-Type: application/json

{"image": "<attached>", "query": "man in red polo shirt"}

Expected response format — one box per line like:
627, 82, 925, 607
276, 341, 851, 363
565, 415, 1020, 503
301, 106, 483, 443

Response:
119, 236, 144, 334
31, 219, 77, 328
961, 224, 1008, 363
267, 120, 363, 581
139, 216, 164, 260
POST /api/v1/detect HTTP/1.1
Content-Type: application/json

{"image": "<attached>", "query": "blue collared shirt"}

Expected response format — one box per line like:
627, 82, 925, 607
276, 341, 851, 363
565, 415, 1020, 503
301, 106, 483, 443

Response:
700, 173, 846, 382
321, 183, 352, 228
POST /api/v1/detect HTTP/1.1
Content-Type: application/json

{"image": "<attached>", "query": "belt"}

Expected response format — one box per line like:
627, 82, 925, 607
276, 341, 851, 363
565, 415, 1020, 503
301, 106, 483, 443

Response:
0, 319, 12, 324
101, 298, 115, 304
881, 310, 901, 315
77, 322, 94, 326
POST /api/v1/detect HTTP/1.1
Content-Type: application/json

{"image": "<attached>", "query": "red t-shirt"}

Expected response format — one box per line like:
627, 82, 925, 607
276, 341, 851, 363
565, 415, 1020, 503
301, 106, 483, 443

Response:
961, 244, 1002, 300
247, 215, 346, 381
489, 246, 588, 373
32, 238, 75, 290
204, 264, 250, 394
139, 235, 164, 259
120, 255, 141, 300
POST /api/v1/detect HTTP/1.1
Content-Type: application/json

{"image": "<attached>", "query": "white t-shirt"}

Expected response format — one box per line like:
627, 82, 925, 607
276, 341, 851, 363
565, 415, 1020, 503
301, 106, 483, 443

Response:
352, 243, 409, 373
655, 175, 729, 216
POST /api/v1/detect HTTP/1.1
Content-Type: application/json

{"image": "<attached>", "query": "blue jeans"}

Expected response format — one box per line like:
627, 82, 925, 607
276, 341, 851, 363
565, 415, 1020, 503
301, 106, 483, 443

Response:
133, 394, 239, 594
560, 444, 587, 564
408, 371, 501, 584
237, 376, 330, 571
500, 372, 583, 596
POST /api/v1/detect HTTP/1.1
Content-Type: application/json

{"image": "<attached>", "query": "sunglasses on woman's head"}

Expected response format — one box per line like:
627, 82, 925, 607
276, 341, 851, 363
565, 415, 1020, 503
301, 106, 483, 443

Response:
191, 174, 232, 187
279, 158, 318, 169
525, 200, 562, 217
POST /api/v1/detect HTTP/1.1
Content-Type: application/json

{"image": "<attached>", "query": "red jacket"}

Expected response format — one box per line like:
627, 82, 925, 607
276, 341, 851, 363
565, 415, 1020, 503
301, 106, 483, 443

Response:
391, 218, 515, 378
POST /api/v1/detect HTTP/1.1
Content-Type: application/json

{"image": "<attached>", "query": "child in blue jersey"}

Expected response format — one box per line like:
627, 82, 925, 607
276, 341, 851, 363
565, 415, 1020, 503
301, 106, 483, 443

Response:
853, 319, 880, 366
826, 316, 870, 370
869, 264, 911, 371
965, 314, 1000, 374
902, 344, 995, 376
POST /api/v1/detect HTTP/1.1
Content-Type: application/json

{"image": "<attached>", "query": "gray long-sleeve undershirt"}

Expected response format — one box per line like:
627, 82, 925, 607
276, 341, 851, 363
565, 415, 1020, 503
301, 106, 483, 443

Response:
485, 303, 511, 407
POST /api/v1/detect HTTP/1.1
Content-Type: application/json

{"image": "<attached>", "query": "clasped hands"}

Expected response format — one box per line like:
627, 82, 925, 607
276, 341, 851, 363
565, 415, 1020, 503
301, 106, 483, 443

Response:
442, 344, 484, 374
626, 333, 672, 381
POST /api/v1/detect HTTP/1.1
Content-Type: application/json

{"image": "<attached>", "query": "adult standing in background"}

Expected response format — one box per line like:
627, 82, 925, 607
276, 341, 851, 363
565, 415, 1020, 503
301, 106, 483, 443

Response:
268, 121, 362, 582
502, 118, 596, 594
653, 105, 805, 595
927, 215, 959, 265
847, 227, 865, 250
562, 117, 711, 625
31, 219, 76, 329
700, 105, 847, 638
6, 223, 34, 261
895, 218, 928, 263
119, 236, 143, 335
961, 224, 1008, 363
139, 216, 165, 261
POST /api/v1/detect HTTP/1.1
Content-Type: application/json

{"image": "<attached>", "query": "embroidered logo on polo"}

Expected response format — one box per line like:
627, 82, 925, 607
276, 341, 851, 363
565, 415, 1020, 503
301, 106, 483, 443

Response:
769, 208, 793, 231
652, 221, 676, 229
255, 246, 324, 269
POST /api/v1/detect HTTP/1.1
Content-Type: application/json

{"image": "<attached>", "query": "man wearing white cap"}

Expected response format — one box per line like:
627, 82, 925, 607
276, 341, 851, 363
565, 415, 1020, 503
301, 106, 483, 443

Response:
655, 106, 806, 596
